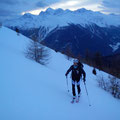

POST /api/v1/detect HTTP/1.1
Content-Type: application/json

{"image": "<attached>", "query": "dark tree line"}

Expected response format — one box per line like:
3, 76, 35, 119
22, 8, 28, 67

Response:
62, 46, 120, 78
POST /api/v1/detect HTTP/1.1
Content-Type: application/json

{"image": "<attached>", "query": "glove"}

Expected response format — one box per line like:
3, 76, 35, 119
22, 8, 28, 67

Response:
83, 78, 86, 83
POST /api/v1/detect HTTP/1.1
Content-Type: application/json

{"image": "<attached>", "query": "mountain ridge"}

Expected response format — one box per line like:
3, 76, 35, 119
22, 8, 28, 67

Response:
3, 8, 120, 30
3, 8, 120, 57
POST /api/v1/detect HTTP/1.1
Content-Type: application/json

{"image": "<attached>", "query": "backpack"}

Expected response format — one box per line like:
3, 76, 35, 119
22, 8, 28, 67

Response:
78, 61, 83, 68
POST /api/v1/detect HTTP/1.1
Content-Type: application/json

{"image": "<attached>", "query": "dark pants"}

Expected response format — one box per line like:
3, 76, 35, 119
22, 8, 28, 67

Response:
72, 80, 81, 98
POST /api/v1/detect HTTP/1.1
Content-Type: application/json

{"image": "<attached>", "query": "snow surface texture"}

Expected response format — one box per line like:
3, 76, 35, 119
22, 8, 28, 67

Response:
3, 8, 120, 30
0, 27, 120, 120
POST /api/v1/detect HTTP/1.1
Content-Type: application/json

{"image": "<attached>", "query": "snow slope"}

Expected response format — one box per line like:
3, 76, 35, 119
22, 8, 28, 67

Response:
3, 8, 120, 30
0, 27, 120, 120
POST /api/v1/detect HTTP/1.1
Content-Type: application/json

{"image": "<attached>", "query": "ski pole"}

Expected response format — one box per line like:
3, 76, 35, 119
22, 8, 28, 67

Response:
66, 77, 70, 92
84, 82, 91, 106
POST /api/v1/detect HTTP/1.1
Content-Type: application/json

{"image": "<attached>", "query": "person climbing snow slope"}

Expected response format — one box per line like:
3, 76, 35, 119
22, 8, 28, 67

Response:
65, 59, 86, 103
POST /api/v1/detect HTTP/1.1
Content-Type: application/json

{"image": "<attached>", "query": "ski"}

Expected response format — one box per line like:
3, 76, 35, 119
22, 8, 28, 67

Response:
71, 97, 80, 103
71, 99, 75, 104
76, 97, 80, 103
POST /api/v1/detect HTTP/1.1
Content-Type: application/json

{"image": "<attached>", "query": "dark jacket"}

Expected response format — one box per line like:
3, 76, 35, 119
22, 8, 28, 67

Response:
66, 65, 86, 81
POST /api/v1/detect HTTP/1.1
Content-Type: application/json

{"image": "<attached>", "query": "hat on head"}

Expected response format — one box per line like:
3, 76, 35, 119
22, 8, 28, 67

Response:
73, 59, 78, 63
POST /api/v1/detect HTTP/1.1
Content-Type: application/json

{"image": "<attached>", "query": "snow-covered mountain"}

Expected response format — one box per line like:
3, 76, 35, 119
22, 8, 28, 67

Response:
42, 24, 120, 56
1, 26, 120, 120
3, 8, 120, 29
3, 8, 120, 56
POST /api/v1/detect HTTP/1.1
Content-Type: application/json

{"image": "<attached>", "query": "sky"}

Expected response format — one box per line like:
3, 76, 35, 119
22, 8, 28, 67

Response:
0, 0, 120, 22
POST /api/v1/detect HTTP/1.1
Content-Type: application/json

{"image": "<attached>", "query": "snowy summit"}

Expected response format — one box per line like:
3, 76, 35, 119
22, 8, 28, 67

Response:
3, 8, 120, 30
